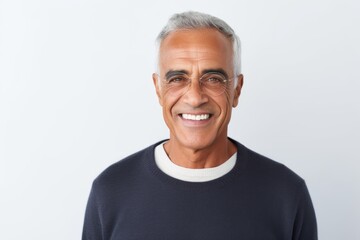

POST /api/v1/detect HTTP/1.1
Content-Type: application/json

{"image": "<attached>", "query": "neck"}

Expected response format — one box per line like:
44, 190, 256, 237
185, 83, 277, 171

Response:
163, 138, 237, 169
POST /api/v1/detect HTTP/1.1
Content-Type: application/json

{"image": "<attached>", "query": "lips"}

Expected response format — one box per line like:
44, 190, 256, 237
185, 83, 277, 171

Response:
180, 113, 211, 121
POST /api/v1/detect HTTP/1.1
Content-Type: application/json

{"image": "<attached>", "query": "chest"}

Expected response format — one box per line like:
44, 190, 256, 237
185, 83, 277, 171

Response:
102, 185, 293, 240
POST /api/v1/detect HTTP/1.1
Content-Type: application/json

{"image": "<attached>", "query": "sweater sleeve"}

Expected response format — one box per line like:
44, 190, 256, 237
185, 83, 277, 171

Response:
82, 182, 103, 240
292, 181, 318, 240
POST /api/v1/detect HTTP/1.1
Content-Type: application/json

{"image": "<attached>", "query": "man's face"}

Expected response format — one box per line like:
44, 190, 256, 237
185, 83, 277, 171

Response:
153, 28, 243, 151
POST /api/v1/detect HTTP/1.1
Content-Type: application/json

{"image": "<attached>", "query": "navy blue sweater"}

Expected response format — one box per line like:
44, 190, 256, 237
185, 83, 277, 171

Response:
82, 140, 317, 240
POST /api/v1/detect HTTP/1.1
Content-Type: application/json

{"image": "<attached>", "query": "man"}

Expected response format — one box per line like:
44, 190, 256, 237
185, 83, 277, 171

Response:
82, 11, 317, 240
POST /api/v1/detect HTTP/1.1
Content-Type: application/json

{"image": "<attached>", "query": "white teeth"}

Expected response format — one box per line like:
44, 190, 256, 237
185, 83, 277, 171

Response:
182, 114, 210, 121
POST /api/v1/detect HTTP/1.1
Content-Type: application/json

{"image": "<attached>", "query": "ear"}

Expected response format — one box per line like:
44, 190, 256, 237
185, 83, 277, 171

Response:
232, 74, 244, 108
152, 73, 163, 106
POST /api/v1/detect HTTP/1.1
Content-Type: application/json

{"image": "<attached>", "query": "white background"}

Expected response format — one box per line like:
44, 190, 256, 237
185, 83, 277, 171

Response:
0, 0, 359, 239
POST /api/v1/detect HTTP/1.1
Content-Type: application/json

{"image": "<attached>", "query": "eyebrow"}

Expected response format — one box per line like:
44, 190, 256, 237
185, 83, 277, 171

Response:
165, 70, 189, 79
201, 68, 229, 79
165, 68, 229, 79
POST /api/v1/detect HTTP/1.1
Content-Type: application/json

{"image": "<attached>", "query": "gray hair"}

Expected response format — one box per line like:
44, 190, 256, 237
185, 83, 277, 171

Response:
155, 11, 242, 78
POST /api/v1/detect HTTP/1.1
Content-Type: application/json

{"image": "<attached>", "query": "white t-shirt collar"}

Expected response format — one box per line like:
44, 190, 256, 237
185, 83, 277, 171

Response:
154, 142, 237, 182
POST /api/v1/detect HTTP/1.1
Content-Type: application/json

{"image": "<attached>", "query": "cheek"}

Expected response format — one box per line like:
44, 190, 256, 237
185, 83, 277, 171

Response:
213, 94, 234, 123
225, 90, 236, 108
162, 93, 179, 112
218, 91, 234, 109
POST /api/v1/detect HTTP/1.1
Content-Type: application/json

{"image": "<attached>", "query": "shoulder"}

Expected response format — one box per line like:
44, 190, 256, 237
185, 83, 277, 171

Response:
233, 139, 305, 191
91, 140, 164, 190
233, 140, 317, 237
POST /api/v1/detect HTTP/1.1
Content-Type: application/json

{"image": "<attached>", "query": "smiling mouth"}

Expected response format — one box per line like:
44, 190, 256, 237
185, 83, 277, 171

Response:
180, 113, 211, 121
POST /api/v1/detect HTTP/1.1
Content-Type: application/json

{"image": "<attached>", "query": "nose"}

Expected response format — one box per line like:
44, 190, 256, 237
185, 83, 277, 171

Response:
181, 79, 209, 107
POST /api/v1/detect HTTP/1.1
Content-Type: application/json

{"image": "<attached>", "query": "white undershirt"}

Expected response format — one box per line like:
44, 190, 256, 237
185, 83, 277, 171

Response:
154, 142, 237, 182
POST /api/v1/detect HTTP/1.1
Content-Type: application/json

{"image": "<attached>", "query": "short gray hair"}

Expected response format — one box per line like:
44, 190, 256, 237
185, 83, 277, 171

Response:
156, 11, 242, 77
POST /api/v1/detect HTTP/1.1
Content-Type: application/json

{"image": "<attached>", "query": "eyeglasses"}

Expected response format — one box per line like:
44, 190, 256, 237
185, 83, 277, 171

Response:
159, 72, 234, 96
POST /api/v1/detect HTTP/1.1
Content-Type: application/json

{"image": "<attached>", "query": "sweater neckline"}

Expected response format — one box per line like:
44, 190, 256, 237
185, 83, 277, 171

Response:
154, 141, 237, 182
145, 138, 249, 190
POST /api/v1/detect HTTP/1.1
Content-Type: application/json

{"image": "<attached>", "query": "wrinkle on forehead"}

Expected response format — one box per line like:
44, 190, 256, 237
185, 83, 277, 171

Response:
160, 48, 226, 61
159, 50, 231, 76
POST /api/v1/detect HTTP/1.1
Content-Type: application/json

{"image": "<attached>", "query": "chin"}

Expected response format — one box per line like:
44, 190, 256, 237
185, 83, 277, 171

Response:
176, 132, 218, 151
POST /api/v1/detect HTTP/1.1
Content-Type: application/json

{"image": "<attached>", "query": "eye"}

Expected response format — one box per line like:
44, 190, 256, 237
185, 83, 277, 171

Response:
166, 75, 188, 84
202, 73, 226, 85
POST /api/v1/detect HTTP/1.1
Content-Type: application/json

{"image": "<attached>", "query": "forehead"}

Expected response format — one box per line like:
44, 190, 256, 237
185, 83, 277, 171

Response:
159, 29, 233, 73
